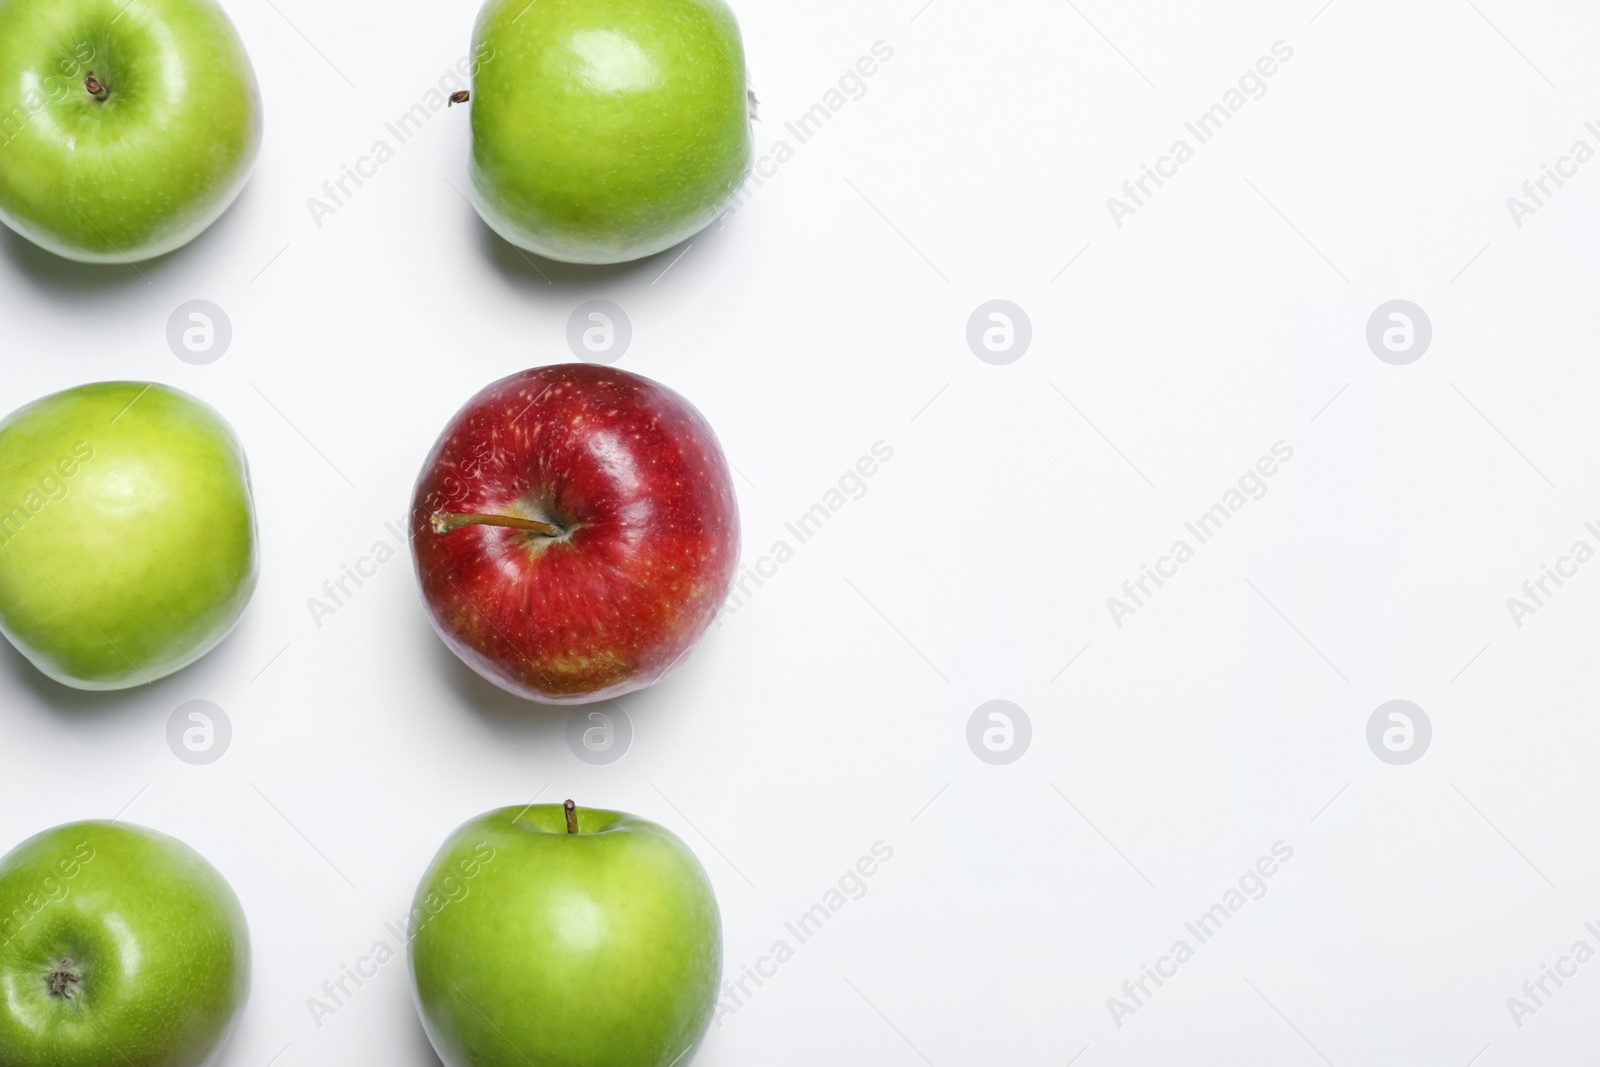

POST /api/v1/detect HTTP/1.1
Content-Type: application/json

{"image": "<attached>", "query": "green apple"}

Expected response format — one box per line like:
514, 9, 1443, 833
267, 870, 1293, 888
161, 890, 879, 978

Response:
0, 381, 257, 690
0, 0, 261, 263
410, 802, 722, 1067
0, 821, 251, 1067
467, 0, 752, 264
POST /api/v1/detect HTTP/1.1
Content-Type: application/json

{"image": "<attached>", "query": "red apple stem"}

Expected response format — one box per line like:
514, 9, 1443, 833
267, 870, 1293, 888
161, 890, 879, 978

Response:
431, 511, 560, 537
84, 73, 108, 101
564, 800, 579, 835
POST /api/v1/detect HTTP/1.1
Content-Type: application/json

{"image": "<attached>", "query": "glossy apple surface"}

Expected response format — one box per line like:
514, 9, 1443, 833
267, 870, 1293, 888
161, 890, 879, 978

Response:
468, 0, 752, 264
0, 0, 261, 263
0, 821, 250, 1067
0, 381, 257, 689
410, 363, 738, 704
410, 803, 721, 1067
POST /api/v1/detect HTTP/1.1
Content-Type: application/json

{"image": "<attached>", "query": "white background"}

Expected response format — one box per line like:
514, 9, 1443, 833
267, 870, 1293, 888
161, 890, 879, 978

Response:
3, 0, 1600, 1063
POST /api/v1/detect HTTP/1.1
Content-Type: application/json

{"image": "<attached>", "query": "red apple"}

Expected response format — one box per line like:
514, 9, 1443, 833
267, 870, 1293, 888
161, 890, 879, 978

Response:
410, 364, 739, 704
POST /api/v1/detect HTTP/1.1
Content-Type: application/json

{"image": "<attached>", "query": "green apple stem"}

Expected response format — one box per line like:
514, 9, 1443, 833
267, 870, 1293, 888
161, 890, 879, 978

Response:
46, 958, 81, 997
432, 512, 561, 537
84, 73, 108, 101
564, 799, 579, 835
449, 91, 470, 107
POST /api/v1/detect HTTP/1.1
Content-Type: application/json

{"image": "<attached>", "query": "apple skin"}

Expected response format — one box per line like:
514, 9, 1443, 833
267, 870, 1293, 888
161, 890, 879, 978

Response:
410, 363, 738, 704
0, 0, 261, 263
0, 382, 258, 689
0, 821, 251, 1067
410, 804, 722, 1067
468, 0, 752, 264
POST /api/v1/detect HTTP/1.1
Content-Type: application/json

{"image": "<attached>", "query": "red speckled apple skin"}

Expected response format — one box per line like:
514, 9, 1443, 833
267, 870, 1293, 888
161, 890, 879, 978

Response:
410, 363, 740, 704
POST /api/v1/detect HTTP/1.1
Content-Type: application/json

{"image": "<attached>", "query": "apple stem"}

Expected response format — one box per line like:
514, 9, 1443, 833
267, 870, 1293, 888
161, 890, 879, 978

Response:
431, 512, 561, 537
449, 90, 470, 107
564, 799, 579, 835
84, 73, 108, 101
46, 958, 81, 998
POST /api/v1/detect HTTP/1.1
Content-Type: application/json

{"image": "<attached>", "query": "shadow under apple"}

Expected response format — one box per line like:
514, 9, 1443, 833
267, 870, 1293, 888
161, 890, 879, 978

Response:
0, 635, 194, 714
0, 179, 258, 302
474, 211, 739, 295
430, 624, 690, 765
405, 1005, 447, 1067
432, 634, 566, 747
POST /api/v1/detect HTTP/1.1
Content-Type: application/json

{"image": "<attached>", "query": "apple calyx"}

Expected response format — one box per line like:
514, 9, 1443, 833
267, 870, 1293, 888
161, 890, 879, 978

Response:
84, 73, 109, 102
45, 958, 81, 998
564, 799, 579, 835
448, 91, 470, 107
431, 511, 561, 538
